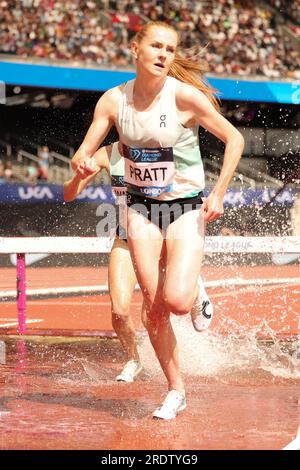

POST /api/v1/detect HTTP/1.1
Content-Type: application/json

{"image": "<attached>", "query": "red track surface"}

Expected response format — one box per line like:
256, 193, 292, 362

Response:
0, 264, 299, 450
1, 265, 299, 337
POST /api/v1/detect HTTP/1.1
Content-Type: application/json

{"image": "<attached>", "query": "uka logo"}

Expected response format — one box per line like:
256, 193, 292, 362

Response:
18, 186, 54, 200
77, 186, 107, 200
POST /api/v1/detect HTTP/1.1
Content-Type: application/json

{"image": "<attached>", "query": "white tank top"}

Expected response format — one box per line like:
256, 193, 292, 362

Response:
116, 76, 205, 200
109, 141, 126, 200
109, 141, 127, 233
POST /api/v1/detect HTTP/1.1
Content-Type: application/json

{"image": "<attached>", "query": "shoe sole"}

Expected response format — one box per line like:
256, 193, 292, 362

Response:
153, 402, 187, 420
116, 367, 143, 383
191, 319, 213, 332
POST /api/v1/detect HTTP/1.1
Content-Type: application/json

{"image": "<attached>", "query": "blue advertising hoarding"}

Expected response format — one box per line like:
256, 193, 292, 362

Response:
0, 60, 299, 104
0, 183, 295, 207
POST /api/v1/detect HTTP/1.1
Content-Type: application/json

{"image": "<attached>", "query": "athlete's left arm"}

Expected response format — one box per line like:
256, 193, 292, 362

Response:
177, 84, 244, 222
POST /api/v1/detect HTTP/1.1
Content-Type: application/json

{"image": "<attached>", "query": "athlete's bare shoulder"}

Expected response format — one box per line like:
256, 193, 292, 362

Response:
175, 80, 210, 113
175, 80, 201, 101
107, 84, 124, 99
104, 85, 125, 103
93, 85, 124, 121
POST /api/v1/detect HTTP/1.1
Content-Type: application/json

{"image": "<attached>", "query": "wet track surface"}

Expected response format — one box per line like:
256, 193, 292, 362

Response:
0, 336, 299, 450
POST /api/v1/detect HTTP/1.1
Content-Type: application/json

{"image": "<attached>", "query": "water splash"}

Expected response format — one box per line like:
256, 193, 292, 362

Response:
137, 315, 300, 380
79, 358, 118, 384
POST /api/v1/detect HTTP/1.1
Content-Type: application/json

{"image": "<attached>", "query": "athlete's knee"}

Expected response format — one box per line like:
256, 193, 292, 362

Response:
164, 281, 195, 311
168, 302, 190, 316
111, 301, 131, 319
164, 289, 194, 315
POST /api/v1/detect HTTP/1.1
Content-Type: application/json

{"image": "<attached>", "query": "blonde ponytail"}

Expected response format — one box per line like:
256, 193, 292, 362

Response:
169, 53, 221, 112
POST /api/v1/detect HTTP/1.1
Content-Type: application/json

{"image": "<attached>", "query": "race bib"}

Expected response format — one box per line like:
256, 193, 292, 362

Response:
111, 175, 127, 198
123, 145, 175, 197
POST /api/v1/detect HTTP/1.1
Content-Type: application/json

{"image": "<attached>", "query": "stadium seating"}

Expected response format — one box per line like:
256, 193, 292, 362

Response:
0, 0, 299, 78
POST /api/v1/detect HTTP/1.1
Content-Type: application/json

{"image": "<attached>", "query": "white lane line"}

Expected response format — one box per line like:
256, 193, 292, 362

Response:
205, 277, 300, 289
0, 319, 43, 328
209, 282, 300, 299
0, 285, 109, 299
3, 283, 299, 306
1, 277, 300, 300
9, 301, 141, 307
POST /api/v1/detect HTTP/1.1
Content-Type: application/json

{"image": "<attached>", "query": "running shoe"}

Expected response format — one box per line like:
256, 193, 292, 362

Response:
153, 390, 186, 420
190, 277, 213, 332
116, 360, 143, 383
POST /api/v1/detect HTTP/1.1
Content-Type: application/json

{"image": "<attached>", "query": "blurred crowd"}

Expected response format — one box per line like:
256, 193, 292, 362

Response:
267, 0, 300, 24
267, 0, 300, 38
0, 145, 50, 184
0, 159, 15, 183
0, 0, 299, 78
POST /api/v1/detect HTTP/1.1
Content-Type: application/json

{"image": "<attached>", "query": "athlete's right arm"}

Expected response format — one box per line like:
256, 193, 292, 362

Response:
64, 146, 111, 202
71, 89, 118, 177
63, 173, 93, 202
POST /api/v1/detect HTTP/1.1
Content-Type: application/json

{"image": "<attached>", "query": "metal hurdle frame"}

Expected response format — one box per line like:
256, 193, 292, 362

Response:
0, 236, 300, 334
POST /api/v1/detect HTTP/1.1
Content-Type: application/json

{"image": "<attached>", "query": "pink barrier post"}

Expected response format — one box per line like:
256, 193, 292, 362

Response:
16, 253, 26, 334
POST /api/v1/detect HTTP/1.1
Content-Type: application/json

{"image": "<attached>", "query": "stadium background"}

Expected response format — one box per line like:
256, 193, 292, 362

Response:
0, 0, 299, 267
1, 2, 300, 452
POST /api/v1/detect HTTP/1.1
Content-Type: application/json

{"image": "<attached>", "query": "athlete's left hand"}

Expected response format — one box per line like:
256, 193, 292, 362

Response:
202, 191, 224, 222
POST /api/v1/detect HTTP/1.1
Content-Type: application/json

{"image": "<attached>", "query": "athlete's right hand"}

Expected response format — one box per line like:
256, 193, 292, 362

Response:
75, 157, 97, 179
